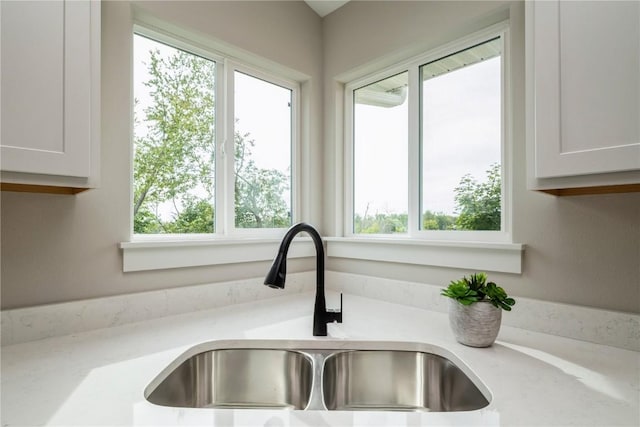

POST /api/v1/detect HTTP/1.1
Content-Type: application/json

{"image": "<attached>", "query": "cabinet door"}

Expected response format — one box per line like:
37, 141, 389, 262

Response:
1, 0, 92, 178
531, 0, 640, 179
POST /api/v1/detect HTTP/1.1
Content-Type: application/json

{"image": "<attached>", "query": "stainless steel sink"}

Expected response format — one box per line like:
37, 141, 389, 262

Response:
145, 340, 490, 412
146, 349, 313, 409
322, 350, 489, 412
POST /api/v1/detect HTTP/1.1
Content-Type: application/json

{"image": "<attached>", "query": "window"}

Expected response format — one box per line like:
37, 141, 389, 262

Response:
420, 38, 502, 233
132, 32, 297, 238
353, 72, 408, 234
233, 71, 293, 230
346, 30, 509, 242
133, 35, 216, 235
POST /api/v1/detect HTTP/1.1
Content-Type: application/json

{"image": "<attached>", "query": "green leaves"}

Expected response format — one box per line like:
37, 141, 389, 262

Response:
234, 127, 290, 229
466, 272, 487, 295
454, 163, 501, 231
134, 44, 216, 233
441, 272, 516, 311
355, 162, 500, 235
421, 210, 456, 230
354, 211, 408, 234
484, 282, 516, 311
440, 280, 479, 305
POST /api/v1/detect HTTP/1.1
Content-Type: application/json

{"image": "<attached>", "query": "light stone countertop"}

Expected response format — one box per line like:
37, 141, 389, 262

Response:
1, 292, 638, 426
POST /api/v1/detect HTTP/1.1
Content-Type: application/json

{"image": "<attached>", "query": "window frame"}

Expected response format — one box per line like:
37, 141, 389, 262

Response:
131, 25, 301, 242
344, 23, 512, 244
223, 61, 301, 238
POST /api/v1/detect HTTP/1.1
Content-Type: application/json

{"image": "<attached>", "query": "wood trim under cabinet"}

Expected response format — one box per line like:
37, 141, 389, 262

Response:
539, 184, 640, 196
0, 183, 88, 195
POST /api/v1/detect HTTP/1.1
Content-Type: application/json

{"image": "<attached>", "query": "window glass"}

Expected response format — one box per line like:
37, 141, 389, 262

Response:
234, 71, 292, 228
133, 34, 216, 234
353, 72, 409, 234
132, 33, 298, 236
420, 38, 502, 231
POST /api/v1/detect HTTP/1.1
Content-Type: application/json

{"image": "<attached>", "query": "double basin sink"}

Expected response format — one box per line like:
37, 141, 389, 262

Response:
145, 340, 490, 412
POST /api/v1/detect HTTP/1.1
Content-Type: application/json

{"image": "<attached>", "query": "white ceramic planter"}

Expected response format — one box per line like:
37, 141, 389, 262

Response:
449, 299, 502, 347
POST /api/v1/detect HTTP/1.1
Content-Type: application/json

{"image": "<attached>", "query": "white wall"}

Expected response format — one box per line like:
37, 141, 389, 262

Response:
0, 1, 324, 309
322, 1, 640, 314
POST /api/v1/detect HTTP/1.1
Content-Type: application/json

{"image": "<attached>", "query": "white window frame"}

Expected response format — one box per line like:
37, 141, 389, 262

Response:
345, 23, 512, 243
122, 24, 304, 272
332, 22, 523, 274
223, 61, 300, 238
131, 26, 300, 239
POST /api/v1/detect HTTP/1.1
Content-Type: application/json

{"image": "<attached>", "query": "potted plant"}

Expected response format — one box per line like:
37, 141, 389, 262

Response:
441, 272, 515, 347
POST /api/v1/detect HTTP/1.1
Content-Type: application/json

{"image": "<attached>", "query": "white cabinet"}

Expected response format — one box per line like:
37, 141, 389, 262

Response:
1, 0, 100, 193
526, 0, 640, 194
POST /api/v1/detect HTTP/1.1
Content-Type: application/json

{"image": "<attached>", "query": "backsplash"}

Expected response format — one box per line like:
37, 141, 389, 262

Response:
2, 270, 638, 351
326, 272, 640, 352
1, 272, 314, 345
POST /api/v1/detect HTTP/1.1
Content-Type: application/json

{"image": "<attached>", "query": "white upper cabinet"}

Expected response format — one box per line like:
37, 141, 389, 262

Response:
526, 0, 640, 192
1, 0, 100, 192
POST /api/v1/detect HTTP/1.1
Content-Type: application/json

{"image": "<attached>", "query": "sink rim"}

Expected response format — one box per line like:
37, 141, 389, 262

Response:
144, 339, 493, 411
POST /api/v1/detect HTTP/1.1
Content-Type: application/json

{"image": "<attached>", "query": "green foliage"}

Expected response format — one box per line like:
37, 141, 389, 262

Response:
354, 211, 407, 234
484, 282, 516, 311
133, 48, 216, 227
133, 207, 163, 234
354, 163, 500, 234
422, 210, 456, 230
234, 128, 290, 229
167, 198, 214, 233
465, 272, 488, 298
454, 163, 501, 231
440, 281, 478, 306
441, 272, 515, 311
133, 43, 290, 234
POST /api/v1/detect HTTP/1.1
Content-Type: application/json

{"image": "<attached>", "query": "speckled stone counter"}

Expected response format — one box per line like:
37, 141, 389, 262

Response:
2, 291, 638, 426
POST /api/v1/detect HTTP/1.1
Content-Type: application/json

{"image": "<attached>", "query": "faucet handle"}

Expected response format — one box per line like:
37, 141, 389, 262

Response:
326, 293, 343, 324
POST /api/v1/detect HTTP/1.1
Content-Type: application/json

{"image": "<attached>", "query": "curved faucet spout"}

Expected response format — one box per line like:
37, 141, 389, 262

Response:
264, 222, 342, 336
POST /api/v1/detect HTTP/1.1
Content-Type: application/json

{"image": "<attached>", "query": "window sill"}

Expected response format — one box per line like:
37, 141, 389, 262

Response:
325, 237, 524, 274
120, 235, 524, 274
119, 237, 316, 272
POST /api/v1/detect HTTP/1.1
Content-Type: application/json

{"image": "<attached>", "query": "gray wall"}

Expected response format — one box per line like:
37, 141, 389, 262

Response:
2, 1, 639, 314
322, 1, 640, 314
1, 1, 323, 309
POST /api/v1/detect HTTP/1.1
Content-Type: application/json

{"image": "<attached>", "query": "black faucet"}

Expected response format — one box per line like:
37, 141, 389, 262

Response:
264, 222, 342, 336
